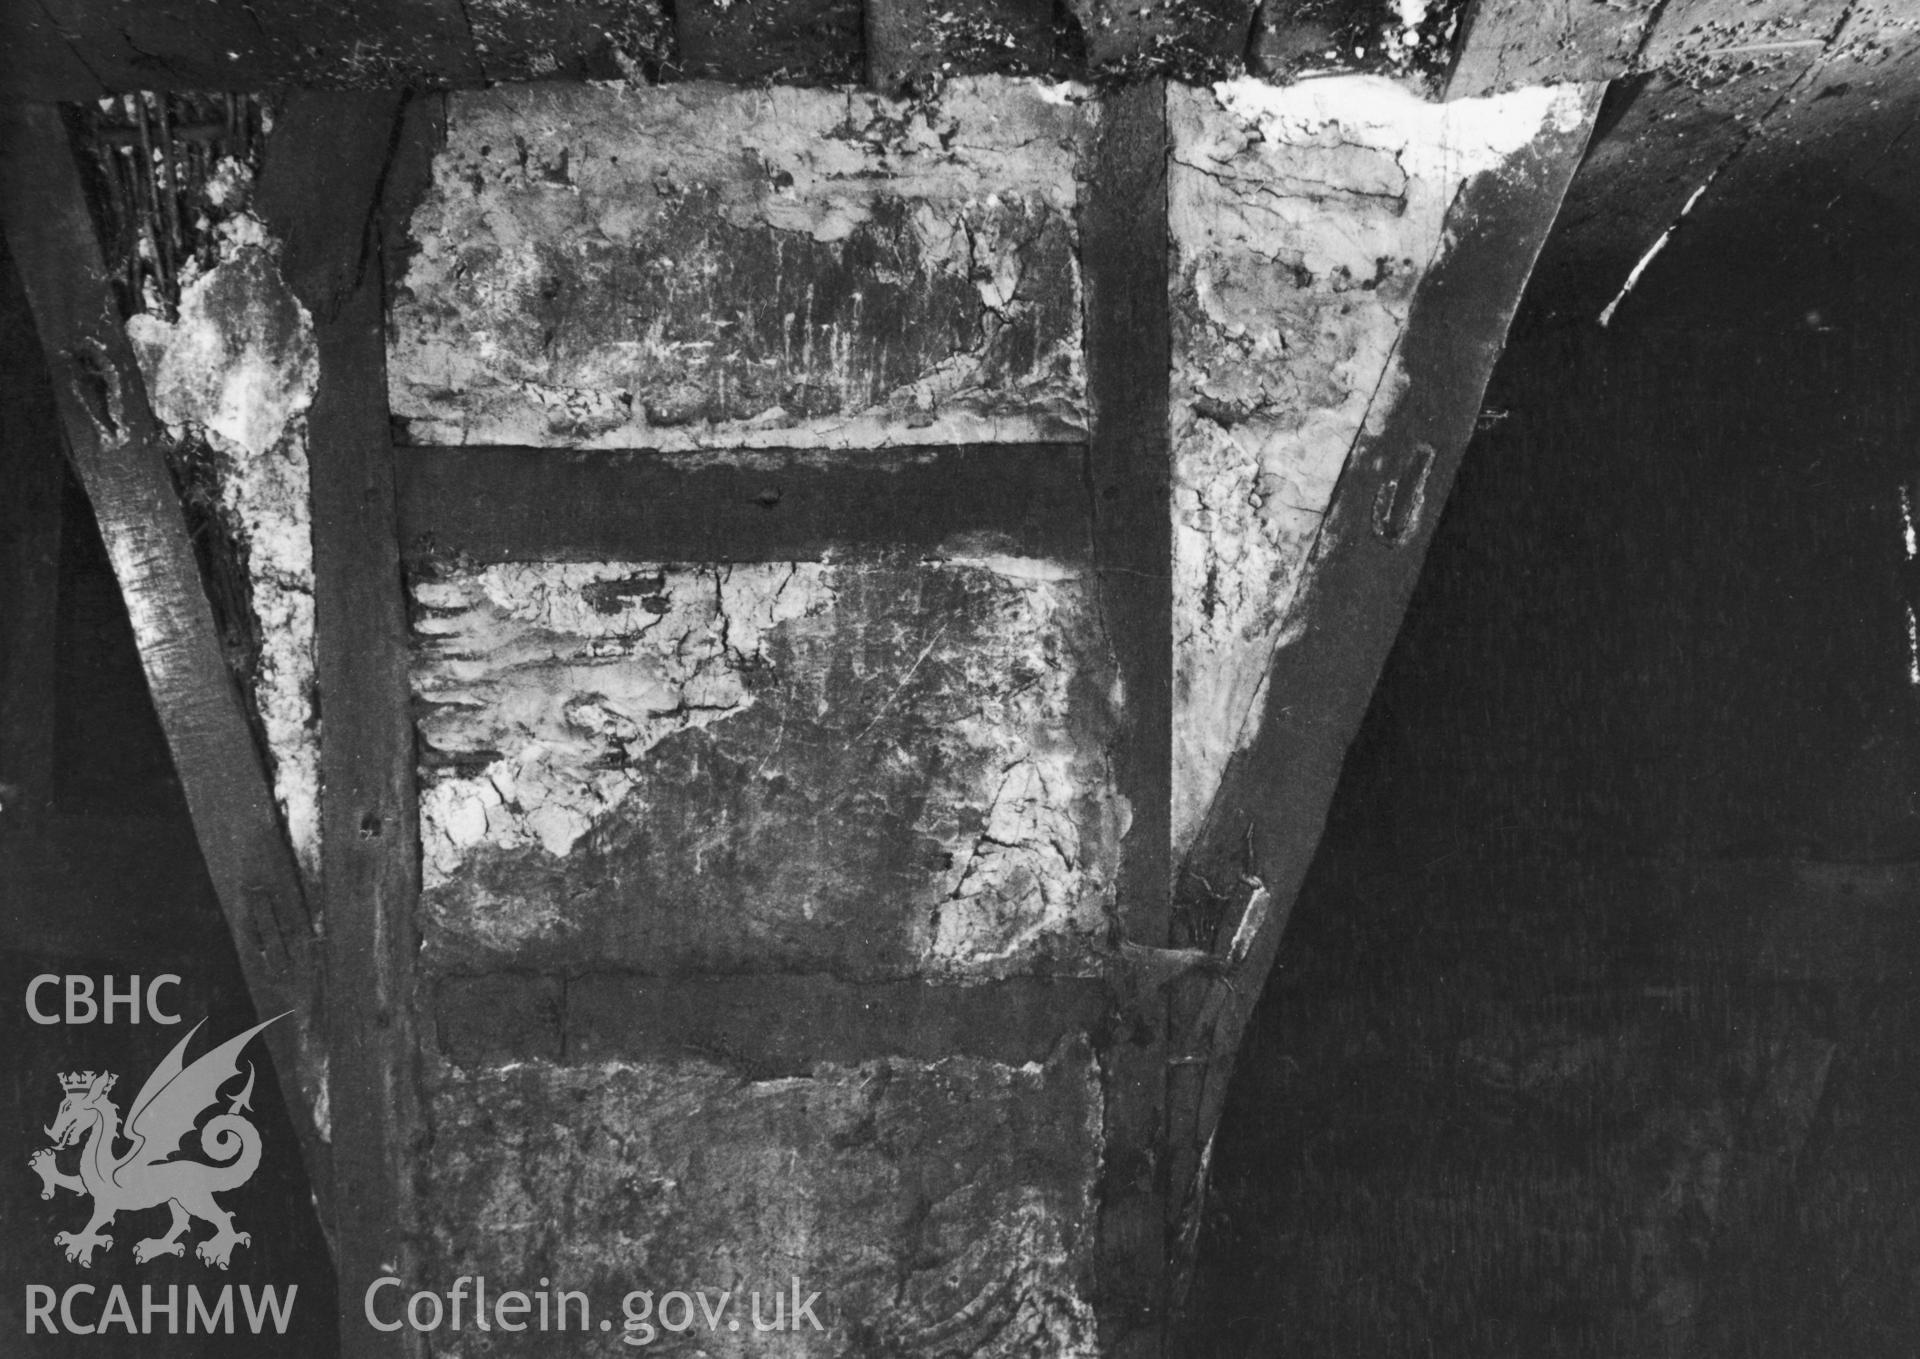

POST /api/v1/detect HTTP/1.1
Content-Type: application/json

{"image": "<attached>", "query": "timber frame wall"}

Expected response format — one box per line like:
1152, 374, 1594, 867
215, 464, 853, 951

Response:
0, 17, 1599, 1352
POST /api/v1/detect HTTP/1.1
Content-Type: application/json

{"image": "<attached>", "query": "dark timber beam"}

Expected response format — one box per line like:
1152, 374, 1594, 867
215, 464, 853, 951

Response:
1447, 0, 1656, 95
1080, 79, 1174, 1359
674, 0, 863, 84
1461, 0, 1854, 322
1067, 0, 1253, 75
1, 0, 1883, 107
0, 0, 482, 101
4, 0, 1504, 100
438, 973, 1111, 1073
1162, 87, 1603, 1305
253, 90, 424, 1356
393, 444, 1094, 565
0, 101, 332, 1222
863, 0, 1056, 94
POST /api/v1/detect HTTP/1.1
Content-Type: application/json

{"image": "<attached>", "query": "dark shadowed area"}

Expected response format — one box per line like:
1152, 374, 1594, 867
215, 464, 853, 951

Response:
1185, 144, 1920, 1358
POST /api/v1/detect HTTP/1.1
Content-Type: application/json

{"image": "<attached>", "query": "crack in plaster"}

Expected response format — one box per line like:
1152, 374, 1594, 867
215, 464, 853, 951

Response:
414, 559, 1122, 974
912, 570, 1120, 972
415, 561, 831, 907
388, 77, 1097, 450
428, 1049, 1101, 1356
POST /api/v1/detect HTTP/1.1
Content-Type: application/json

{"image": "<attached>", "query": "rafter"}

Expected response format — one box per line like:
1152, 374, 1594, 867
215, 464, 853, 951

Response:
393, 443, 1094, 565
1161, 84, 1604, 1305
0, 100, 332, 1226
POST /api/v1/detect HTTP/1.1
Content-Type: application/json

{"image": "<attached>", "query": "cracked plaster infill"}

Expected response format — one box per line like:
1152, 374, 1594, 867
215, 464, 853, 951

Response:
124, 170, 323, 887
412, 559, 1122, 975
427, 1048, 1101, 1358
414, 561, 825, 892
922, 561, 1123, 972
1168, 76, 1589, 856
389, 78, 1097, 450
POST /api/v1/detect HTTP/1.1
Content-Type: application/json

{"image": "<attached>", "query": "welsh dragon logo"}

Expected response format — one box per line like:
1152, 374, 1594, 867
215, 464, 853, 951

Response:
28, 1014, 284, 1270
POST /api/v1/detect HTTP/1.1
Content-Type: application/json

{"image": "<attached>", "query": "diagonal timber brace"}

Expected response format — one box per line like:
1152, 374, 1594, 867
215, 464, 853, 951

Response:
0, 101, 334, 1229
1161, 84, 1604, 1308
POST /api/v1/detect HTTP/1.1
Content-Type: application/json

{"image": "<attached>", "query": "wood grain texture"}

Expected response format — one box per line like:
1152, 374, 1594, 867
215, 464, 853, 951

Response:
1446, 0, 1656, 95
395, 443, 1094, 564
1470, 0, 1855, 322
0, 0, 481, 101
1079, 79, 1174, 1359
0, 100, 331, 1224
864, 0, 1057, 93
1162, 86, 1604, 1301
254, 90, 422, 1352
674, 0, 864, 82
438, 973, 1110, 1072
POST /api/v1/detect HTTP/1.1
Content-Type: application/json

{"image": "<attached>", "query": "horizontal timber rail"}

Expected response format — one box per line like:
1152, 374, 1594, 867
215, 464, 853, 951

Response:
395, 443, 1094, 565
436, 973, 1111, 1074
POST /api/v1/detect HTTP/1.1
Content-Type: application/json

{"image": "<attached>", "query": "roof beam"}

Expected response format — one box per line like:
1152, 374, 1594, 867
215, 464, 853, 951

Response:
1161, 84, 1603, 1305
0, 0, 481, 101
438, 973, 1110, 1073
673, 0, 862, 83
0, 99, 332, 1224
1525, 0, 1854, 323
393, 444, 1094, 565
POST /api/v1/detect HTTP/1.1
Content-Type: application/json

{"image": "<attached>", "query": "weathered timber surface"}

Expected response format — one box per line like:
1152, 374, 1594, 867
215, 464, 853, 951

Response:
7, 0, 1460, 98
412, 559, 1124, 980
387, 79, 1093, 450
1163, 83, 1602, 1294
466, 0, 673, 83
675, 0, 865, 83
1681, 1, 1920, 213
1446, 0, 1658, 95
1166, 76, 1597, 862
1068, 0, 1254, 76
1079, 79, 1173, 1359
426, 1045, 1102, 1355
1449, 0, 1853, 98
1524, 0, 1851, 322
0, 102, 331, 1220
395, 444, 1093, 564
865, 0, 1058, 94
254, 91, 422, 1342
438, 972, 1110, 1071
0, 238, 64, 822
0, 0, 481, 100
254, 93, 402, 318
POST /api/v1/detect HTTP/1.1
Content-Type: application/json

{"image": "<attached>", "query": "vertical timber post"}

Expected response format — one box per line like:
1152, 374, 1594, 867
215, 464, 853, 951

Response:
253, 90, 423, 1357
1082, 79, 1175, 1359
